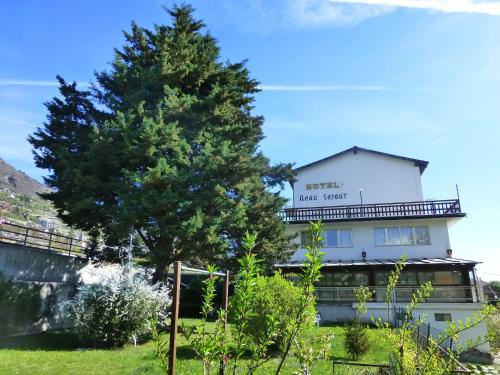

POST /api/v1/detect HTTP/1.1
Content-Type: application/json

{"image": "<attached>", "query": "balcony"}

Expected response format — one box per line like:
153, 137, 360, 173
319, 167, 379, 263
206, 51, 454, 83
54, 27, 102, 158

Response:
316, 285, 479, 304
278, 199, 464, 223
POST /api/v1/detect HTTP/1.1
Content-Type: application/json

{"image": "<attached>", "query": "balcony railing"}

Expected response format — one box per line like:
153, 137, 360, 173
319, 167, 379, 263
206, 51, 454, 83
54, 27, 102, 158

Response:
316, 285, 478, 303
0, 221, 86, 257
279, 199, 463, 223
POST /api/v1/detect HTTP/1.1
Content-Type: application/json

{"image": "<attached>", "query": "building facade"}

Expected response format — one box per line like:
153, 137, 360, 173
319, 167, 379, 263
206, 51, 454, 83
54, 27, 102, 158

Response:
276, 146, 489, 352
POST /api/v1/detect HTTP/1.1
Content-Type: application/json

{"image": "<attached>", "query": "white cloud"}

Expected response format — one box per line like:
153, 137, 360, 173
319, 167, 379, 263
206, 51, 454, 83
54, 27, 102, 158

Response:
220, 0, 499, 33
221, 0, 395, 32
328, 0, 500, 15
260, 84, 389, 91
287, 0, 395, 28
0, 79, 89, 87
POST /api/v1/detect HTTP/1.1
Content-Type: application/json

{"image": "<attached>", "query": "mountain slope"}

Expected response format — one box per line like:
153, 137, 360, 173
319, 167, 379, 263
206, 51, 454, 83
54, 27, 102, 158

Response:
0, 158, 50, 197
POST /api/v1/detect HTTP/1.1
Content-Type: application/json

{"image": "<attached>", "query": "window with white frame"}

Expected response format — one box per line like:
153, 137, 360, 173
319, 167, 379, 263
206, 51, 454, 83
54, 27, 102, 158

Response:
301, 229, 352, 248
374, 226, 430, 246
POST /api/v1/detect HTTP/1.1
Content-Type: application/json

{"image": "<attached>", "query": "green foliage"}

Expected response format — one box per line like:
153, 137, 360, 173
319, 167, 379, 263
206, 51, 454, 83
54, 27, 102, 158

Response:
0, 274, 41, 336
292, 333, 333, 375
63, 269, 171, 347
486, 311, 500, 352
274, 220, 325, 374
375, 256, 497, 375
150, 319, 169, 370
181, 225, 328, 375
240, 272, 304, 353
182, 265, 228, 375
344, 286, 372, 360
28, 4, 295, 281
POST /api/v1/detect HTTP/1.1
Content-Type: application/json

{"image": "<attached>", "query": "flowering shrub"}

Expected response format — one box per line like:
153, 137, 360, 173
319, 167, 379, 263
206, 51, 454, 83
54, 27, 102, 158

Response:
63, 266, 171, 347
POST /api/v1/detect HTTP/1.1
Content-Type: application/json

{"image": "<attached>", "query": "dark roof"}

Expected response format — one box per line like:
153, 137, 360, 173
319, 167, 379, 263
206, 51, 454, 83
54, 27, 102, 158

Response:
294, 146, 429, 175
275, 257, 479, 268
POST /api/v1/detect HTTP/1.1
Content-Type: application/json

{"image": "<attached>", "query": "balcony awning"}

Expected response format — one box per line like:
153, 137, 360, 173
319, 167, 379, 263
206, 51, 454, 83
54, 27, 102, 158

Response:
274, 257, 480, 269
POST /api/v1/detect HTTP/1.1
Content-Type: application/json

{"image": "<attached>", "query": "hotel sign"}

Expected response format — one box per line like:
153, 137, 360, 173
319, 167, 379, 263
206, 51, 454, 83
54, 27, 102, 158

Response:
299, 181, 348, 202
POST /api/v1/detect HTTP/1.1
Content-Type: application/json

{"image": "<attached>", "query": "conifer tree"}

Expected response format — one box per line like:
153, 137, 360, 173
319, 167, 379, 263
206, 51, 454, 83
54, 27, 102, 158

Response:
29, 5, 295, 282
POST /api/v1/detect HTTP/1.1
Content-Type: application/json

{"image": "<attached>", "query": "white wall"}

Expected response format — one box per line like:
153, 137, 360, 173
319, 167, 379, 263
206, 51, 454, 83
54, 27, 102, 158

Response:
293, 150, 423, 208
318, 302, 490, 352
288, 218, 452, 262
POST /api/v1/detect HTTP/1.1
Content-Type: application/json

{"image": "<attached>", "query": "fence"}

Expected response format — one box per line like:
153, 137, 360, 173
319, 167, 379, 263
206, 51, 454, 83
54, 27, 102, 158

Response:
0, 220, 86, 257
332, 361, 390, 374
316, 285, 476, 304
413, 323, 471, 374
279, 199, 462, 223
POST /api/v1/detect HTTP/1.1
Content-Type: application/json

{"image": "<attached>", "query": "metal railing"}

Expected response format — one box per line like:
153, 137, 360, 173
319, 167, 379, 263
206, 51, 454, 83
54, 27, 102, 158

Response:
316, 285, 476, 303
0, 220, 86, 257
413, 323, 471, 373
278, 199, 462, 223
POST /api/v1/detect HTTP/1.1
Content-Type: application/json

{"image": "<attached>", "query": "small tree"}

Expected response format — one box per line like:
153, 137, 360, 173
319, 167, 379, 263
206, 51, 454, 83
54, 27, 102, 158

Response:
344, 286, 372, 360
181, 222, 327, 375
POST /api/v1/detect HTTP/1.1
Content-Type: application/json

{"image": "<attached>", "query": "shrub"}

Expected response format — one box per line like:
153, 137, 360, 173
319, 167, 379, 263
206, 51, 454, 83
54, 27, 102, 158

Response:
63, 267, 171, 347
344, 321, 370, 360
487, 311, 500, 352
236, 272, 306, 352
0, 273, 41, 336
344, 286, 371, 360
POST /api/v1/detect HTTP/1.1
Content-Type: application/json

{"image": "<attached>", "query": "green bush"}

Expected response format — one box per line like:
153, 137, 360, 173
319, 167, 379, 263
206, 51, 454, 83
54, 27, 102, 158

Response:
231, 272, 308, 352
0, 273, 41, 336
487, 311, 500, 352
62, 268, 171, 347
344, 286, 371, 360
344, 320, 370, 360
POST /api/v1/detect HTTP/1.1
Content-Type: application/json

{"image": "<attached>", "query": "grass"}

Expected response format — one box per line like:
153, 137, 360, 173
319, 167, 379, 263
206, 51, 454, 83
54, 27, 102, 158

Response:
0, 321, 390, 375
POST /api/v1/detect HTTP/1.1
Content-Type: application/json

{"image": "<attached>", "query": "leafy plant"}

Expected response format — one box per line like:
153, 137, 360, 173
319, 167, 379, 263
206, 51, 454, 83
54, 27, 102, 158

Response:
274, 220, 325, 374
375, 256, 497, 375
292, 333, 333, 375
62, 267, 171, 347
240, 272, 303, 353
182, 265, 227, 375
181, 224, 328, 375
344, 286, 372, 360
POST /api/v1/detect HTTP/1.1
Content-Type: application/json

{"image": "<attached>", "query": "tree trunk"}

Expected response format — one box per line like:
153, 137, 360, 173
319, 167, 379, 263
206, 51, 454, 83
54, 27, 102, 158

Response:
152, 258, 169, 284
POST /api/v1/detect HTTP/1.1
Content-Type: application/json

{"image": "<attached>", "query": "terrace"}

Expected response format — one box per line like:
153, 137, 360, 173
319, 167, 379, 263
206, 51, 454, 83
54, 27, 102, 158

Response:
278, 198, 464, 223
315, 285, 480, 303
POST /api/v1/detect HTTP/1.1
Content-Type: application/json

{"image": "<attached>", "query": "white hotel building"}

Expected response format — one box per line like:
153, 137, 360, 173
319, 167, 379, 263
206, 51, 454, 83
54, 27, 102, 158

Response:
276, 146, 489, 352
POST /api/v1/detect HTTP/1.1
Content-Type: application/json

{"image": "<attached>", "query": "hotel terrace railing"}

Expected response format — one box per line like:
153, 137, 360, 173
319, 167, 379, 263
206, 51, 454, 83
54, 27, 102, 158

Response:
0, 220, 86, 257
316, 285, 479, 304
278, 199, 462, 223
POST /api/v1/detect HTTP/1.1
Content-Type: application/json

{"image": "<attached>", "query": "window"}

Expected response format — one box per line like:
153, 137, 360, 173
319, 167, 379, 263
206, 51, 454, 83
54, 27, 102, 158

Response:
325, 229, 352, 248
419, 271, 464, 285
300, 231, 313, 247
301, 229, 352, 248
375, 271, 390, 286
332, 271, 368, 286
399, 271, 417, 285
373, 226, 430, 246
435, 313, 452, 322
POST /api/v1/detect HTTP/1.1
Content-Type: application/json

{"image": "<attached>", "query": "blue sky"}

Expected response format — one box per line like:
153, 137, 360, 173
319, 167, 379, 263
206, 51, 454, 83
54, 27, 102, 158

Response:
1, 0, 499, 280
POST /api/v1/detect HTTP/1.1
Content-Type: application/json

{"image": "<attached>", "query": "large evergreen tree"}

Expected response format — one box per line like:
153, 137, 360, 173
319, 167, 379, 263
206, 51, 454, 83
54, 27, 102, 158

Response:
29, 5, 295, 282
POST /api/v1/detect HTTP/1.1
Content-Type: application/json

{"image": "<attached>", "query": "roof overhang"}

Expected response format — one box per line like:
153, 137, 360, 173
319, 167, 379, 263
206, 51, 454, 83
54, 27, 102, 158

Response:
275, 257, 480, 269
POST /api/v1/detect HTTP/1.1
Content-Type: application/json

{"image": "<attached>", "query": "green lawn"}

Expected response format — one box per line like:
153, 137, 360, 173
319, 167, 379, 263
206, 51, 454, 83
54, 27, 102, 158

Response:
0, 322, 390, 375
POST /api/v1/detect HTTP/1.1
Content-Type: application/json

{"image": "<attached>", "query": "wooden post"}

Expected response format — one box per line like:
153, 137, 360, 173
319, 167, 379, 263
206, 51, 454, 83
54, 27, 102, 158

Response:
222, 270, 229, 317
23, 227, 28, 246
219, 270, 230, 375
168, 261, 181, 375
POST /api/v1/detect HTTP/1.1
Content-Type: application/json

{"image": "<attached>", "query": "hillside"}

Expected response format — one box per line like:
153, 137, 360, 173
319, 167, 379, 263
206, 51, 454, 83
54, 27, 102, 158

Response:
0, 158, 69, 233
0, 158, 50, 197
